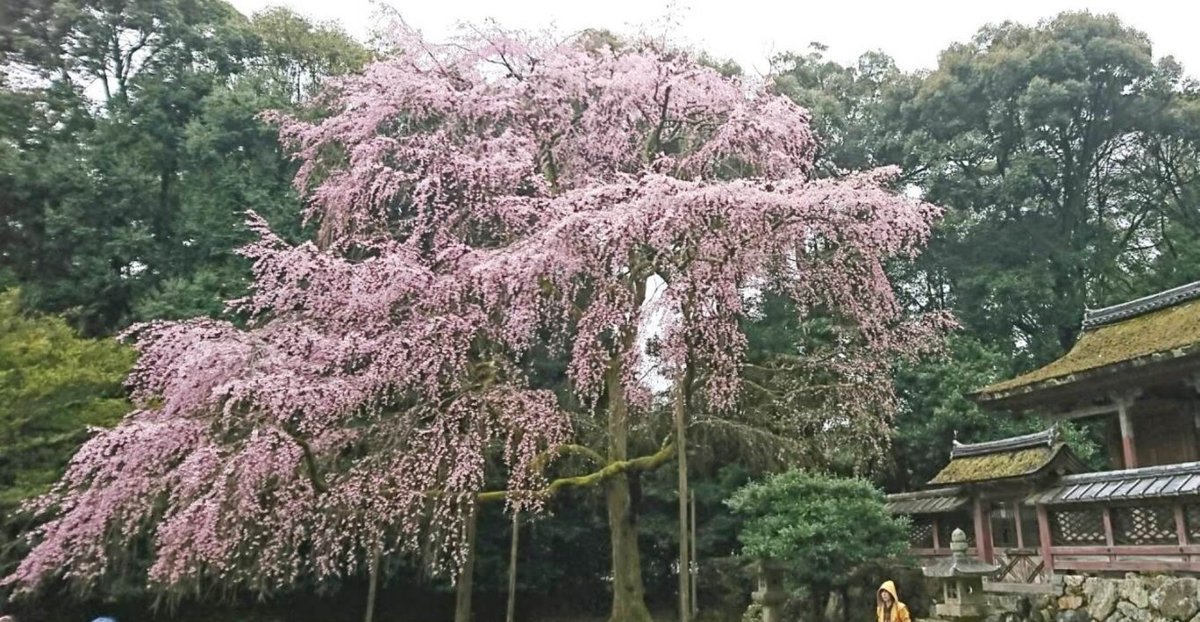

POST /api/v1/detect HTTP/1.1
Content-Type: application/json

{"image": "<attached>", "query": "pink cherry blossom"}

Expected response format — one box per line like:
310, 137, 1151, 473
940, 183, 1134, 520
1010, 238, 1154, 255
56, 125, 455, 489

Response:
7, 23, 950, 598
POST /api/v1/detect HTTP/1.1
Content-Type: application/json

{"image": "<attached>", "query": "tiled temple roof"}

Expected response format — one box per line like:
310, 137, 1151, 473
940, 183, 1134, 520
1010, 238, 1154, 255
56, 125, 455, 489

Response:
929, 428, 1085, 486
976, 280, 1200, 402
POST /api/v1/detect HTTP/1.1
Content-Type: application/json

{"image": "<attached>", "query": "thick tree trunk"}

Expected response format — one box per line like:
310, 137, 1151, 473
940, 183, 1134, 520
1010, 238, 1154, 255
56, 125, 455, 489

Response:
606, 352, 654, 622
455, 502, 480, 622
606, 476, 653, 622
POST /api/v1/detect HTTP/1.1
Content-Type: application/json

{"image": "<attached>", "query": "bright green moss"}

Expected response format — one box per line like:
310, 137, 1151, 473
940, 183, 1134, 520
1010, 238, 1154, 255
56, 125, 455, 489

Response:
929, 446, 1058, 484
980, 298, 1200, 397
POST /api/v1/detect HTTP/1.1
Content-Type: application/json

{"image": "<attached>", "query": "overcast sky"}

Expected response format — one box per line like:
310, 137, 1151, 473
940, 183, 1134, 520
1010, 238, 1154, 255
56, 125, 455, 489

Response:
226, 0, 1199, 77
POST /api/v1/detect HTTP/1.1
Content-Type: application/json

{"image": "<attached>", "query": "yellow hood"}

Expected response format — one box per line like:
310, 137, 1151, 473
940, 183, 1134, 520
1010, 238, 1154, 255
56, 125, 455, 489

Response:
877, 580, 900, 605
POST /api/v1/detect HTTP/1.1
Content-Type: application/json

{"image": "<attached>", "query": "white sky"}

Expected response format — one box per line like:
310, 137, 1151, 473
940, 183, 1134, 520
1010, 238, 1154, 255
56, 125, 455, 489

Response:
227, 0, 1200, 77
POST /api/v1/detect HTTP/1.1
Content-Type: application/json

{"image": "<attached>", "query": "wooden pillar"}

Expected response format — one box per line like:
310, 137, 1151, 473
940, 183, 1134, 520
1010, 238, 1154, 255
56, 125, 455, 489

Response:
1194, 408, 1200, 462
1102, 507, 1116, 564
1176, 504, 1189, 547
1111, 390, 1142, 469
1014, 502, 1025, 549
973, 496, 994, 563
932, 517, 942, 552
1118, 402, 1137, 469
1036, 505, 1054, 574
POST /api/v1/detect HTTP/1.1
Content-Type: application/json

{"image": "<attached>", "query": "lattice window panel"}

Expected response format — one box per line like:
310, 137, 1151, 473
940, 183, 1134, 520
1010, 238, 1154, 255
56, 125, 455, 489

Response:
1187, 504, 1200, 542
1050, 508, 1106, 546
1112, 505, 1177, 545
909, 519, 934, 548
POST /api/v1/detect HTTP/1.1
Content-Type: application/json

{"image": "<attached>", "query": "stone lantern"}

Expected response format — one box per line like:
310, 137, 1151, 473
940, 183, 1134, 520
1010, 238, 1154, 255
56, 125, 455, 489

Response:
922, 528, 1000, 621
748, 560, 788, 622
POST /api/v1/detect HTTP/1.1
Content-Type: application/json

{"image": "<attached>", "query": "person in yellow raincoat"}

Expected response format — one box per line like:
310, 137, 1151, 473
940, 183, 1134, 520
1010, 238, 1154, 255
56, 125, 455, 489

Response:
876, 580, 911, 622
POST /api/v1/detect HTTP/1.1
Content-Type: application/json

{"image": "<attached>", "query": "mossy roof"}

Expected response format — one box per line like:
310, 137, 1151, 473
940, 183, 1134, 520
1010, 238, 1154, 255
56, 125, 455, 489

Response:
929, 445, 1073, 486
977, 297, 1200, 399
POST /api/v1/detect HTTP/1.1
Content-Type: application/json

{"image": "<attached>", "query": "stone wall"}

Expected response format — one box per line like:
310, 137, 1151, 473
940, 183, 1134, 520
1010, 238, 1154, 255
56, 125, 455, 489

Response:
962, 575, 1200, 622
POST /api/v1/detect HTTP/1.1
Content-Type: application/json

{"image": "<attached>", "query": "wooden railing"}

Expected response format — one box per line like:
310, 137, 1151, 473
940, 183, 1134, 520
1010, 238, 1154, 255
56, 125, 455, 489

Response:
994, 548, 1045, 583
904, 500, 1200, 577
1042, 501, 1200, 574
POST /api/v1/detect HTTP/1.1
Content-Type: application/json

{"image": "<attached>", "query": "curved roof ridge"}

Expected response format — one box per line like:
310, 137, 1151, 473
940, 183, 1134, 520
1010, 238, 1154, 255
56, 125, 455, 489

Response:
951, 428, 1057, 458
1083, 280, 1200, 330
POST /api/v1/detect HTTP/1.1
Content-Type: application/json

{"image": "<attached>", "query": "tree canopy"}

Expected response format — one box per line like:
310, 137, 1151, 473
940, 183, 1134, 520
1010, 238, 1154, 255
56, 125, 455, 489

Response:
1, 6, 1200, 622
4, 23, 947, 622
727, 470, 908, 611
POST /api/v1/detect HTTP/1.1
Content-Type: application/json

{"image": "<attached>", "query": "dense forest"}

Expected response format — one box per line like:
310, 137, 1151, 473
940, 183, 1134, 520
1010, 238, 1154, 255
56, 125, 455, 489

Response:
0, 2, 1198, 620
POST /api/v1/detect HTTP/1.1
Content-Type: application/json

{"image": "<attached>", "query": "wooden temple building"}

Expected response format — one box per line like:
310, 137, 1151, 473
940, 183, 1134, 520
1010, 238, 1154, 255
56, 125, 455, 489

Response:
887, 280, 1200, 580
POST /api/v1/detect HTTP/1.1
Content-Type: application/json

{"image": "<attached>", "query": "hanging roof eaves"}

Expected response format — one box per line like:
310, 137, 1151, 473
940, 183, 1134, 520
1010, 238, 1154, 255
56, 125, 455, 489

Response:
1025, 461, 1200, 505
885, 487, 969, 514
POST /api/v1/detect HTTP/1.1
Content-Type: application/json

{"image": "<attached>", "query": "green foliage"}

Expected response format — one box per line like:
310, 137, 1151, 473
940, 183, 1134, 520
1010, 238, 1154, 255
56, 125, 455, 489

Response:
771, 44, 922, 177
890, 336, 1019, 487
726, 471, 908, 590
0, 290, 134, 508
775, 13, 1200, 377
772, 13, 1198, 492
908, 12, 1195, 368
250, 6, 371, 101
889, 335, 1103, 489
0, 0, 364, 336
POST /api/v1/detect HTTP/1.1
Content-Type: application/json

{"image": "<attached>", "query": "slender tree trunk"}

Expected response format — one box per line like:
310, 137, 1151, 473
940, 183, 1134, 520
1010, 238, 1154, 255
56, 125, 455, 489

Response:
364, 545, 381, 622
606, 352, 654, 622
812, 585, 829, 622
506, 512, 520, 622
689, 490, 698, 617
674, 365, 691, 622
455, 502, 480, 622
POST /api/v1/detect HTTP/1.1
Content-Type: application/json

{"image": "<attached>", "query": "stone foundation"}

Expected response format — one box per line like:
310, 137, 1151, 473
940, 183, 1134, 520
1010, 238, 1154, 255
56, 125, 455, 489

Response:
924, 575, 1200, 622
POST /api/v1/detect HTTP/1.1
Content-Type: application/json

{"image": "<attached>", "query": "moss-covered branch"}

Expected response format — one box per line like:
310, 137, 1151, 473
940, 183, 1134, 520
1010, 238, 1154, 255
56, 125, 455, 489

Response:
477, 439, 675, 504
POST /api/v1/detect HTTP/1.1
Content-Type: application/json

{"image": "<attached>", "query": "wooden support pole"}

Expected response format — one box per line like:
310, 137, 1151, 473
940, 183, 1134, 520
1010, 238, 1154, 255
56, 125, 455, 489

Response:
506, 512, 520, 622
674, 363, 692, 622
689, 490, 698, 617
454, 502, 479, 622
932, 517, 942, 552
364, 544, 381, 622
1037, 505, 1054, 575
